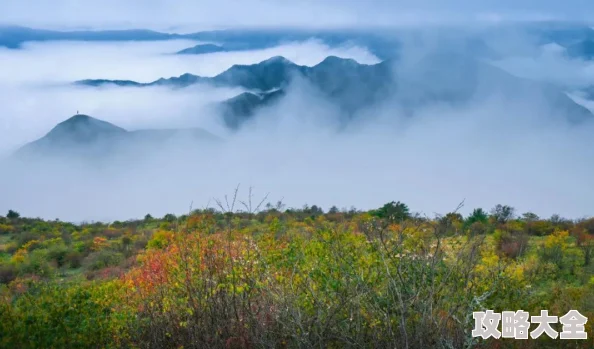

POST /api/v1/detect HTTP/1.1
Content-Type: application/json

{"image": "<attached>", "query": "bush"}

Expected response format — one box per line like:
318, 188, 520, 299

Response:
64, 251, 83, 269
83, 250, 124, 271
0, 224, 14, 234
16, 232, 37, 248
0, 282, 133, 349
46, 244, 69, 268
147, 230, 173, 250
0, 264, 17, 284
19, 249, 52, 277
494, 230, 529, 259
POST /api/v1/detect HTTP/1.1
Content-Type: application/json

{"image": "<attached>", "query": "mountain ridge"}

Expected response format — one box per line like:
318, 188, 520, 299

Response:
75, 54, 593, 129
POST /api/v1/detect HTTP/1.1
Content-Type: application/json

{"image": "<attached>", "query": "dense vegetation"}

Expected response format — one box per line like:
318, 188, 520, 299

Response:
1, 194, 593, 348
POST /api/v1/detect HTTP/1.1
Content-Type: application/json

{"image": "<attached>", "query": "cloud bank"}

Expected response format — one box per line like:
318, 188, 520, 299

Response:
0, 39, 379, 154
1, 26, 594, 222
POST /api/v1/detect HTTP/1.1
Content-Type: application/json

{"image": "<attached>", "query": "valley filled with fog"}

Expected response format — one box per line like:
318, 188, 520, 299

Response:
2, 25, 594, 221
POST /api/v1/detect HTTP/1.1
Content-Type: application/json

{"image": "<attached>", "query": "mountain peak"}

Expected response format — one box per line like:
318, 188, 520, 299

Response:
64, 113, 92, 123
45, 114, 126, 143
258, 56, 294, 65
316, 56, 359, 67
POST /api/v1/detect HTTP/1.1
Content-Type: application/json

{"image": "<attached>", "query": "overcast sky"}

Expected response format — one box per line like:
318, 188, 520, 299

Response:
1, 0, 593, 31
1, 1, 594, 221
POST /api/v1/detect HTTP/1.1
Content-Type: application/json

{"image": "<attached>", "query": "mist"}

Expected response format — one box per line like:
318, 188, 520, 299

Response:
0, 39, 379, 154
1, 28, 594, 222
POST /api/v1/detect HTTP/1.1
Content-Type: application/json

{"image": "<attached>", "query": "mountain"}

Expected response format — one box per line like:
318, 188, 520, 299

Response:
77, 56, 393, 128
16, 114, 220, 159
0, 25, 180, 49
220, 90, 286, 129
77, 54, 593, 128
177, 44, 227, 55
0, 25, 398, 59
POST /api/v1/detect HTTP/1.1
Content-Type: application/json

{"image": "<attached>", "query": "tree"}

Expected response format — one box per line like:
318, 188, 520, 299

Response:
465, 208, 488, 225
490, 204, 515, 225
307, 205, 324, 216
521, 212, 539, 222
162, 213, 177, 222
373, 201, 410, 223
6, 210, 20, 219
437, 213, 463, 236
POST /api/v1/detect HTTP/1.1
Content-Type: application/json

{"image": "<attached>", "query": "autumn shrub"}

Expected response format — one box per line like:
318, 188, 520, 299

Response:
494, 230, 529, 259
0, 204, 592, 348
0, 281, 134, 349
0, 224, 14, 234
115, 213, 532, 349
539, 230, 571, 269
468, 221, 488, 236
19, 249, 53, 277
16, 231, 37, 247
146, 229, 173, 250
46, 243, 69, 268
83, 249, 124, 271
64, 250, 84, 268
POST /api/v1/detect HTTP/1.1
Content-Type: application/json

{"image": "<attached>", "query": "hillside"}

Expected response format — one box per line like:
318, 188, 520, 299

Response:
0, 203, 592, 348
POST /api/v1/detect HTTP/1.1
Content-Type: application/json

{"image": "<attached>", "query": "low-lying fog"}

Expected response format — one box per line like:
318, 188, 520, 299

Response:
1, 35, 594, 222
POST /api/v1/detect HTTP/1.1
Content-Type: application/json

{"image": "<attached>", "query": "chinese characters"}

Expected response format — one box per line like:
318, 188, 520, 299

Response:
472, 310, 588, 340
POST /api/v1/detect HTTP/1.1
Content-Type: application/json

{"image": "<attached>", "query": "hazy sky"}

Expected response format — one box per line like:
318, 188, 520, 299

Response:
1, 2, 594, 221
1, 0, 593, 31
1, 34, 594, 221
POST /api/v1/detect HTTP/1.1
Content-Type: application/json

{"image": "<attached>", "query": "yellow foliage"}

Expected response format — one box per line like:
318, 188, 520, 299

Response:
11, 249, 27, 264
22, 239, 41, 251
544, 230, 570, 250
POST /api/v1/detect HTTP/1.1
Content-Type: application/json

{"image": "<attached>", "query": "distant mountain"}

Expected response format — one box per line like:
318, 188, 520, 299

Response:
220, 90, 286, 129
177, 44, 227, 55
391, 52, 594, 122
0, 25, 180, 49
77, 53, 593, 128
16, 114, 220, 159
77, 56, 393, 128
0, 25, 398, 59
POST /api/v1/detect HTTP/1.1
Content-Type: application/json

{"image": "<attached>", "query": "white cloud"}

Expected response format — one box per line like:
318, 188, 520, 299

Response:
0, 39, 379, 154
1, 29, 594, 222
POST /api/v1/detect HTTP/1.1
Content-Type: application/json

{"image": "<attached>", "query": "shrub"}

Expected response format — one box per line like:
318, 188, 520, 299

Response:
46, 244, 69, 268
147, 230, 173, 250
0, 281, 133, 349
0, 264, 17, 284
0, 224, 14, 234
64, 251, 83, 269
83, 250, 124, 271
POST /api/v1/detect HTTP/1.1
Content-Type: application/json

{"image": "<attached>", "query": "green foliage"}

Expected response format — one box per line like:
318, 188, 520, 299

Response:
490, 204, 515, 225
6, 210, 20, 219
371, 201, 410, 223
0, 208, 592, 348
83, 250, 124, 271
146, 230, 172, 250
0, 281, 133, 349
